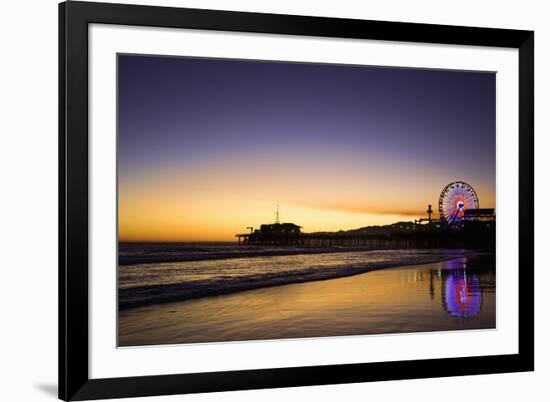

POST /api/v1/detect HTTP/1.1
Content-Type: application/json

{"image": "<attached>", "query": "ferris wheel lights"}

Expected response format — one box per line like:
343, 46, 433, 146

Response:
438, 181, 479, 223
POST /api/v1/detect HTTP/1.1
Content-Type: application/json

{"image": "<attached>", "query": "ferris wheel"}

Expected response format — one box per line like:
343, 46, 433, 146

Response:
438, 181, 479, 223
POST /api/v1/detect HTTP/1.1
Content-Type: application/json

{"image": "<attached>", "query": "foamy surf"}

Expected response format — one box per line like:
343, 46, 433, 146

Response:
118, 248, 485, 310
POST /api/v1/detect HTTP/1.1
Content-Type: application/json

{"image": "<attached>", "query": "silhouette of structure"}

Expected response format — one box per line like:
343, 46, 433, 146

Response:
427, 204, 433, 223
237, 223, 302, 245
236, 183, 495, 249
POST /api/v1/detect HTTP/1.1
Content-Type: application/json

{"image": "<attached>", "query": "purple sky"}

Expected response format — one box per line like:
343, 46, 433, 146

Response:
117, 54, 496, 241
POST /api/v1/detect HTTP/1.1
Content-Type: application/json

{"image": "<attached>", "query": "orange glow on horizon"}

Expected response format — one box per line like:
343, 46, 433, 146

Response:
118, 157, 495, 242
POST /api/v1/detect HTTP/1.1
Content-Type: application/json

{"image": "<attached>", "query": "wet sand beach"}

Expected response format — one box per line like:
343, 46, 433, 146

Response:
118, 258, 495, 346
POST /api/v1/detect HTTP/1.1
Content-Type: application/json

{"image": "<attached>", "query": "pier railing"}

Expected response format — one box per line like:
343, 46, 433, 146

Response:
236, 223, 495, 250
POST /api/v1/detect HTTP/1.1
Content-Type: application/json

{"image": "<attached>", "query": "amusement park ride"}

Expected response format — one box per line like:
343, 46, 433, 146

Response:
415, 181, 494, 226
236, 181, 495, 248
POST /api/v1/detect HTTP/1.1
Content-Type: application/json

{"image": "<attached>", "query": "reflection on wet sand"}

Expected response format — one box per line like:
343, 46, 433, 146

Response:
119, 257, 495, 346
442, 270, 483, 318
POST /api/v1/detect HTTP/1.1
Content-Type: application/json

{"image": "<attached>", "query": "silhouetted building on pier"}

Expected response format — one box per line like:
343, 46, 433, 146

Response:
236, 223, 302, 245
464, 208, 495, 221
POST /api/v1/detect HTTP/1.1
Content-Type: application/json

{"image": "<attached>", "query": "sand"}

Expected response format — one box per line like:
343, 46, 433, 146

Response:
118, 260, 495, 347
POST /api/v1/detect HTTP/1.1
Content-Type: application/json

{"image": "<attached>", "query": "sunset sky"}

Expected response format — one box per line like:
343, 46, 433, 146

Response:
118, 55, 496, 242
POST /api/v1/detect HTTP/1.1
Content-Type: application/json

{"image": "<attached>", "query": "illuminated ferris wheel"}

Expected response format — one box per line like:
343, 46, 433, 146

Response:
438, 181, 479, 223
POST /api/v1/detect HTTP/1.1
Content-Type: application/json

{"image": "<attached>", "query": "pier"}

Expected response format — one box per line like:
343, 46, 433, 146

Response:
236, 182, 496, 250
236, 224, 495, 250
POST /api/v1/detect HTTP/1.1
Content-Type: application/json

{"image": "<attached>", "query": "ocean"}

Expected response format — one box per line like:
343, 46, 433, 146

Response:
118, 247, 496, 346
118, 243, 490, 311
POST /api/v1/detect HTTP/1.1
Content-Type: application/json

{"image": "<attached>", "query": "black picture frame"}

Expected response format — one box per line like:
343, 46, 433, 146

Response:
59, 1, 534, 400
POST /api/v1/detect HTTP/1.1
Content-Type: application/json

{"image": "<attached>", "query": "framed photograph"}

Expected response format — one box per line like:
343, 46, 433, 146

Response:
59, 1, 534, 400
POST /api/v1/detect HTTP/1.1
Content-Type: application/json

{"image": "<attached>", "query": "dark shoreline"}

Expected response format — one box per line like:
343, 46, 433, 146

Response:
118, 252, 494, 311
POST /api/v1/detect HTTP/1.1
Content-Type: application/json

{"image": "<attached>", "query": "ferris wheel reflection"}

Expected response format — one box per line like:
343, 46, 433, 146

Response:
440, 269, 483, 318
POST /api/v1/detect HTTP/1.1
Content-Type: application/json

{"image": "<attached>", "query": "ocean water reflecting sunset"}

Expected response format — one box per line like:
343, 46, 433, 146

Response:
119, 256, 495, 346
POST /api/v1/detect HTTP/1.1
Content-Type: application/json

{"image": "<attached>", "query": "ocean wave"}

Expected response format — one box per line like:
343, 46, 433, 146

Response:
119, 243, 377, 266
118, 249, 487, 310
